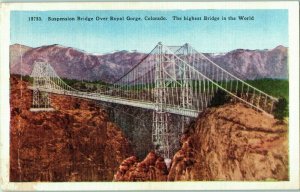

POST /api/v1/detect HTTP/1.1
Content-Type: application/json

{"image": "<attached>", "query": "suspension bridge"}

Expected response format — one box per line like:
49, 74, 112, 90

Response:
28, 42, 278, 159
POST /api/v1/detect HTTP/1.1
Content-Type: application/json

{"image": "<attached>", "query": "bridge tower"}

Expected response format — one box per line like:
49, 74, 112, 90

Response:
30, 62, 54, 112
152, 42, 170, 159
180, 43, 194, 134
180, 44, 192, 108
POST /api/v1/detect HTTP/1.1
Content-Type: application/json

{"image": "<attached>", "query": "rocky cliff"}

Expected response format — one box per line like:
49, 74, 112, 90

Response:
114, 103, 288, 181
113, 152, 168, 181
10, 75, 133, 181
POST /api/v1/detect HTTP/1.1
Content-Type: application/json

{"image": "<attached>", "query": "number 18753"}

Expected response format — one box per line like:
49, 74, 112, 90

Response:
28, 17, 42, 21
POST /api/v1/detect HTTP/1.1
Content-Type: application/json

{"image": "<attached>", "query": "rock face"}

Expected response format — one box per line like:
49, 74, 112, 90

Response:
10, 44, 288, 82
10, 74, 289, 182
10, 75, 133, 181
168, 103, 288, 181
114, 103, 288, 181
113, 152, 168, 181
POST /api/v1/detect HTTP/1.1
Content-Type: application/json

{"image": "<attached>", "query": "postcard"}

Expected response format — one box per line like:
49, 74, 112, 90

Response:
0, 1, 299, 191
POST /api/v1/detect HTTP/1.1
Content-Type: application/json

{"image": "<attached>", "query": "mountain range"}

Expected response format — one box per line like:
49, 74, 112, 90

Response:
10, 44, 288, 83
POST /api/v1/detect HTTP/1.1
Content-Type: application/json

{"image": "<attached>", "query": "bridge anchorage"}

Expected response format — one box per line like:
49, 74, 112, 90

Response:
28, 42, 278, 160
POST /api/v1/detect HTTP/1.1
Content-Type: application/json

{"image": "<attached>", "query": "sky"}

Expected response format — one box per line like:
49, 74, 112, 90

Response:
10, 9, 288, 54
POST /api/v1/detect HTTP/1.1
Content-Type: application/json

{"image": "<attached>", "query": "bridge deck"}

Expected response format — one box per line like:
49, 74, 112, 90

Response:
28, 86, 200, 117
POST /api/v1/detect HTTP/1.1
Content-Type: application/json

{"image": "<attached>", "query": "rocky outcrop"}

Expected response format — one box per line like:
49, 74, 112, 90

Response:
114, 103, 288, 181
168, 103, 288, 181
113, 152, 168, 181
10, 74, 289, 182
10, 75, 133, 181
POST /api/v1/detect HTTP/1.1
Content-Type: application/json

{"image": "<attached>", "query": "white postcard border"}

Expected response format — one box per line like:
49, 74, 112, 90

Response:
0, 1, 299, 191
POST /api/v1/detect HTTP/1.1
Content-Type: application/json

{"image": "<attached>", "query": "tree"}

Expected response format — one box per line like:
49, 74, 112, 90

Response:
209, 89, 230, 107
273, 97, 288, 121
